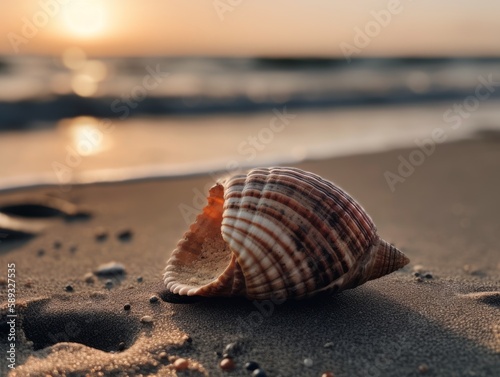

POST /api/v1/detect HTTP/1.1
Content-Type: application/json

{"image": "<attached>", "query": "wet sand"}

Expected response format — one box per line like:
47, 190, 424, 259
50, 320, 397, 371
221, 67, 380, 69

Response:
1, 137, 499, 376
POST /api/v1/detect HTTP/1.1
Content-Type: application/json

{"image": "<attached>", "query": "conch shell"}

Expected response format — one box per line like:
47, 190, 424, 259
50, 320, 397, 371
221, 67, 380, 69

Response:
164, 167, 409, 300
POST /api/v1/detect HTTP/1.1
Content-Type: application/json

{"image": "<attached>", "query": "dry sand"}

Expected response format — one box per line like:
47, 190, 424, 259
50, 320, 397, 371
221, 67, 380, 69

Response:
1, 137, 499, 376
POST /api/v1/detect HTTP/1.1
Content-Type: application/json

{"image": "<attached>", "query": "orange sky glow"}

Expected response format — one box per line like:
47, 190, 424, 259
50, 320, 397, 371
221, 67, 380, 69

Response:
1, 0, 500, 57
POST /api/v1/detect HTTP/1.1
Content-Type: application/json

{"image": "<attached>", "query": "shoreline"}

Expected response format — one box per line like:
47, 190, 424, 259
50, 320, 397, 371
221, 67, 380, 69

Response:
2, 99, 500, 194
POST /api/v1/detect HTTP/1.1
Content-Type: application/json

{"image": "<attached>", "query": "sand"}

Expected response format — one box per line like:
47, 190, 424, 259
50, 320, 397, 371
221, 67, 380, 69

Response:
1, 137, 499, 376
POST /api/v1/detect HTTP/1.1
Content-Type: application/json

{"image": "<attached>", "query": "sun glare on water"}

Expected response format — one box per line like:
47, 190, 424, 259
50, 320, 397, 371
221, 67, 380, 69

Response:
61, 0, 107, 38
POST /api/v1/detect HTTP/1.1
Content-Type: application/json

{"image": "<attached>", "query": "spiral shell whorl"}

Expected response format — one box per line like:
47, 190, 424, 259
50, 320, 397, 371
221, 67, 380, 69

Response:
164, 167, 409, 300
221, 167, 377, 299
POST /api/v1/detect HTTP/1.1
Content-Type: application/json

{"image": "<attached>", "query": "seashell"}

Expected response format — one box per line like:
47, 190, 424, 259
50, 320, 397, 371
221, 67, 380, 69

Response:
164, 167, 409, 300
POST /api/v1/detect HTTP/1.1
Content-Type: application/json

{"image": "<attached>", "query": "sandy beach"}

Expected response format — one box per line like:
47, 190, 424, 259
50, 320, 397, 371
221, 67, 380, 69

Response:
1, 137, 499, 376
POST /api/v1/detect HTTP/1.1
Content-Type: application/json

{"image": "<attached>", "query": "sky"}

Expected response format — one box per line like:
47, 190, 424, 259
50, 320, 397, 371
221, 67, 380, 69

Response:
0, 0, 500, 57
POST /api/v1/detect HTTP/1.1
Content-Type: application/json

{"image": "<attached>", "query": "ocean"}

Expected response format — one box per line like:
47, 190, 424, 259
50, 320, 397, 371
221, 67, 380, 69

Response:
1, 56, 499, 191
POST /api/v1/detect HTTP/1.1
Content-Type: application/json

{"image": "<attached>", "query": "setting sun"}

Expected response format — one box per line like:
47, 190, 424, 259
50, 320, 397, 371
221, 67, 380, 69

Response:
1, 0, 500, 56
61, 0, 107, 38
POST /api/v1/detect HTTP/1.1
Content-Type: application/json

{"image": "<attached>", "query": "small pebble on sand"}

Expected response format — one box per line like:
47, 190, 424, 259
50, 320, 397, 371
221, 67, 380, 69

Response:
95, 262, 126, 277
84, 272, 95, 284
118, 342, 126, 351
149, 295, 159, 303
65, 284, 73, 292
173, 358, 189, 371
220, 358, 235, 371
53, 240, 62, 249
140, 315, 153, 323
413, 264, 424, 272
418, 363, 429, 374
137, 276, 143, 283
105, 279, 113, 288
123, 303, 131, 311
224, 342, 241, 357
95, 227, 108, 242
323, 342, 334, 348
321, 372, 335, 377
252, 369, 267, 377
158, 351, 168, 360
117, 229, 133, 242
303, 358, 313, 367
244, 361, 260, 371
424, 273, 433, 279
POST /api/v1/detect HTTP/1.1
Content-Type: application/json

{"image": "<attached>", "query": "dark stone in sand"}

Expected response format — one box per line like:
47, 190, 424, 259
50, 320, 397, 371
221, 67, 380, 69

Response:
252, 369, 267, 377
95, 262, 126, 277
149, 296, 159, 303
245, 361, 260, 371
95, 228, 108, 242
117, 229, 133, 242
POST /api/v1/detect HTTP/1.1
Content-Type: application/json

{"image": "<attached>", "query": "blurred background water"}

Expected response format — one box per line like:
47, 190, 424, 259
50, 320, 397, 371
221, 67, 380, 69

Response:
0, 1, 499, 190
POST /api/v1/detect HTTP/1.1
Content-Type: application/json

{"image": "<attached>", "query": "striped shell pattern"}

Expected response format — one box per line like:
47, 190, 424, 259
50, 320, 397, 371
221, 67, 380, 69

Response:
164, 167, 409, 300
